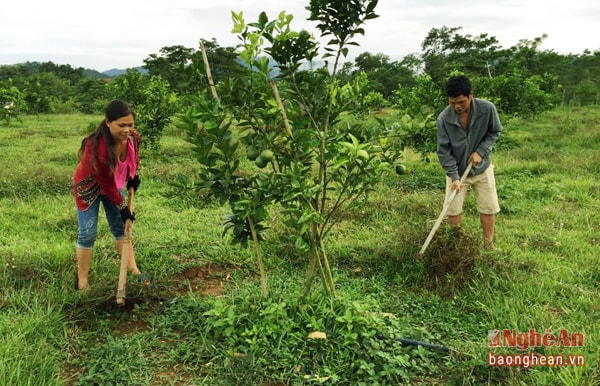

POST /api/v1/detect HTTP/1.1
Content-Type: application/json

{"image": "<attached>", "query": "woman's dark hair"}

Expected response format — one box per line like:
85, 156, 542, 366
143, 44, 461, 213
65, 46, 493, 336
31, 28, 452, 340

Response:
445, 75, 472, 98
78, 100, 134, 172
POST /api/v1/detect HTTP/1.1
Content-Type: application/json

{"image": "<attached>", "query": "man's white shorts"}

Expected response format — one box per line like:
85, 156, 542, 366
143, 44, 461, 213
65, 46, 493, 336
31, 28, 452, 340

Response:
445, 164, 500, 216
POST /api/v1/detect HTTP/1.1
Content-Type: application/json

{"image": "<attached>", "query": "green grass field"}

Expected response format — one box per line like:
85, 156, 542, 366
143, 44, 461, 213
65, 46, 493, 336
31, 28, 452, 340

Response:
0, 106, 598, 385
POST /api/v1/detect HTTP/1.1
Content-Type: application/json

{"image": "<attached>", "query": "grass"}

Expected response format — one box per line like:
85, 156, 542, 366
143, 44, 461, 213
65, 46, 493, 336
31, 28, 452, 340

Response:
0, 107, 599, 385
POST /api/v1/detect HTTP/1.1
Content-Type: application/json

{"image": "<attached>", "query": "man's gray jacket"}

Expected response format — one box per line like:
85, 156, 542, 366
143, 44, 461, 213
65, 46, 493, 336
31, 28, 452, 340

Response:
437, 98, 502, 181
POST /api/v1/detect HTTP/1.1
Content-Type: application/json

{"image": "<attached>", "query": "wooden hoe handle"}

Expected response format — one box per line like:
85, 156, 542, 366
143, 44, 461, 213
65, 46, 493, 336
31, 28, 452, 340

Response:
116, 187, 135, 305
418, 163, 473, 256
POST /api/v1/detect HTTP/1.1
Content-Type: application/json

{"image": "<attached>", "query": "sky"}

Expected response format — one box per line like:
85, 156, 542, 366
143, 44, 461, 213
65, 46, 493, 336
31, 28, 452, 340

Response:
1, 0, 598, 72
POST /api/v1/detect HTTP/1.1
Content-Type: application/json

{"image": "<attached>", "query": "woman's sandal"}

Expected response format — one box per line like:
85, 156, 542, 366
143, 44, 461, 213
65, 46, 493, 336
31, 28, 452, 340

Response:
134, 272, 154, 289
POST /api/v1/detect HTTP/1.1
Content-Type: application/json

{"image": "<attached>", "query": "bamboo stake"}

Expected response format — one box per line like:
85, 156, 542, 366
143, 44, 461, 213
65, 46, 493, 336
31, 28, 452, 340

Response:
200, 40, 219, 102
270, 81, 293, 138
248, 216, 268, 298
200, 39, 268, 297
318, 228, 337, 298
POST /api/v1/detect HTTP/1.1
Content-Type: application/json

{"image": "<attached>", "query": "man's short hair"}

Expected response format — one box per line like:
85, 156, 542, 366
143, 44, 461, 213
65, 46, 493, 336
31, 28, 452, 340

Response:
445, 75, 472, 98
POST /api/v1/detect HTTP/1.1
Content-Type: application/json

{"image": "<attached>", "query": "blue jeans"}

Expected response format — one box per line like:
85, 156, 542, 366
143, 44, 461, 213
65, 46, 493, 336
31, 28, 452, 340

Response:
76, 193, 125, 249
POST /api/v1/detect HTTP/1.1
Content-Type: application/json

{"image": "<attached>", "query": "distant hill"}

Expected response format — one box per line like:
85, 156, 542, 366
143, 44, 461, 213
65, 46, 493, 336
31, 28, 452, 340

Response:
82, 68, 107, 79
102, 66, 148, 77
0, 61, 148, 80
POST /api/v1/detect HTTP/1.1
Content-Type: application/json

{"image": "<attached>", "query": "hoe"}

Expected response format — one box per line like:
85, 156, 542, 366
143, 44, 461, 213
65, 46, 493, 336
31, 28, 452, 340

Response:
418, 162, 473, 257
116, 187, 135, 305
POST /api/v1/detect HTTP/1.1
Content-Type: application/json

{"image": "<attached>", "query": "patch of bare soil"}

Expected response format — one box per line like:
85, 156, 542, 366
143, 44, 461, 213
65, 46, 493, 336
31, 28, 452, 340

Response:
173, 263, 232, 296
114, 315, 151, 336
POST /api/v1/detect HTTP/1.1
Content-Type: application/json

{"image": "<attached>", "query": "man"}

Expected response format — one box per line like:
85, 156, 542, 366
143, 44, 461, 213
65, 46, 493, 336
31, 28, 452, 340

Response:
436, 75, 502, 250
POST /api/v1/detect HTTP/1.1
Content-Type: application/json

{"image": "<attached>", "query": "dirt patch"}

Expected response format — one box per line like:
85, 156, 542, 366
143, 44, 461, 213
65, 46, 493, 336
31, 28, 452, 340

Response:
420, 226, 481, 296
174, 264, 232, 296
114, 316, 151, 336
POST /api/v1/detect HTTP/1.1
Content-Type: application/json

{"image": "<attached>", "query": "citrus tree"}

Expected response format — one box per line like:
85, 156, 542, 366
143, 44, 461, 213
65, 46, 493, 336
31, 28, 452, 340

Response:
0, 81, 25, 125
178, 0, 403, 299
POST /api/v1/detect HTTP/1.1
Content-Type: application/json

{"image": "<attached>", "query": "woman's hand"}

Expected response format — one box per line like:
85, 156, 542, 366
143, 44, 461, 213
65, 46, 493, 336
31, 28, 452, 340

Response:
119, 206, 136, 223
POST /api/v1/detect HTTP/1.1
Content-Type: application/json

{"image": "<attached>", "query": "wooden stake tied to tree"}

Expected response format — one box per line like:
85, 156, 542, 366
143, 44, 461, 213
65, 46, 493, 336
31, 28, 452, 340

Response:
199, 41, 268, 299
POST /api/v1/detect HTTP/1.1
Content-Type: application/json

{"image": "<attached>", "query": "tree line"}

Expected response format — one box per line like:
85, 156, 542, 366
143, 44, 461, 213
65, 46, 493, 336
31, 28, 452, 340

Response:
1, 27, 598, 130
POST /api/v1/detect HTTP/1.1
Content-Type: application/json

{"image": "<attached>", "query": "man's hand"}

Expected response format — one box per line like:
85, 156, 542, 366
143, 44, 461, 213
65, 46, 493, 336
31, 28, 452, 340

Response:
451, 179, 462, 193
468, 152, 483, 167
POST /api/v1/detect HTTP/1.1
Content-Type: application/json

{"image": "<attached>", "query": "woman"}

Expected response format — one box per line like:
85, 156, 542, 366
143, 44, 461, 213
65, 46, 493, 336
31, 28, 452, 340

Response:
73, 99, 149, 290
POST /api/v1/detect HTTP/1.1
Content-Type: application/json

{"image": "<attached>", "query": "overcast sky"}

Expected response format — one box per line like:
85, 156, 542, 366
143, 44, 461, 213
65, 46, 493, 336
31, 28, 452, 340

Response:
1, 0, 598, 72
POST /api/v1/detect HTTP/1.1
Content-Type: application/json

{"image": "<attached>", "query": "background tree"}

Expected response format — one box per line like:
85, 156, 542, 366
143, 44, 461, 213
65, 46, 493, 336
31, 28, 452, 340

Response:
22, 72, 76, 113
559, 50, 600, 105
135, 75, 179, 150
420, 26, 459, 84
143, 45, 195, 95
143, 40, 244, 101
350, 52, 415, 98
195, 39, 245, 85
37, 62, 85, 84
0, 63, 29, 89
0, 80, 25, 125
107, 70, 178, 150
76, 78, 111, 114
106, 68, 149, 108
421, 26, 504, 82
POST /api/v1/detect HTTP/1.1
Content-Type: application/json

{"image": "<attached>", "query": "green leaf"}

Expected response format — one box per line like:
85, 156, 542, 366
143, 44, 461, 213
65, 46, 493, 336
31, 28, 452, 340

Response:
333, 157, 350, 169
